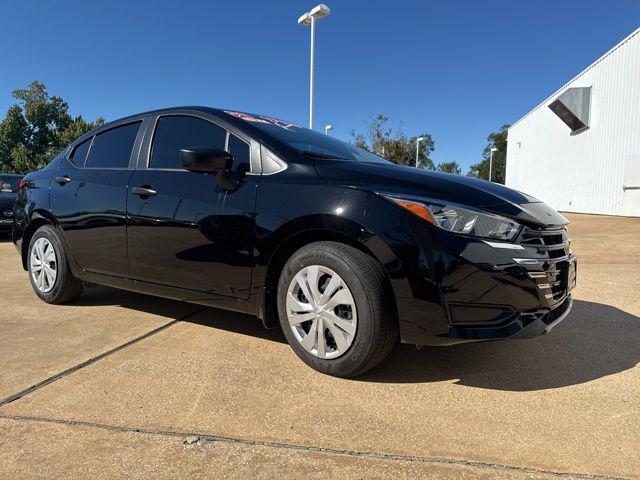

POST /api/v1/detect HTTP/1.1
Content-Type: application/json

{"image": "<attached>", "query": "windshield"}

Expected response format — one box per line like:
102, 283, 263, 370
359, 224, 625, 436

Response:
0, 175, 21, 194
224, 111, 391, 164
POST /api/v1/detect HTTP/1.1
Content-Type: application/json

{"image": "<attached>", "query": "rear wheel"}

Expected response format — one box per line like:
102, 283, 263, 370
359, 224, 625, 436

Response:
28, 225, 83, 304
277, 241, 398, 377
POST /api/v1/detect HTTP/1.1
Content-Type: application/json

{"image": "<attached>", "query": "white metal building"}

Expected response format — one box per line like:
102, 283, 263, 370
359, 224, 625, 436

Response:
506, 28, 640, 217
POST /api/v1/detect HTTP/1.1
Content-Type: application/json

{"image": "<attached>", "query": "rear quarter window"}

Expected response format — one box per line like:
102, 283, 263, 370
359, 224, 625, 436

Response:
69, 138, 92, 166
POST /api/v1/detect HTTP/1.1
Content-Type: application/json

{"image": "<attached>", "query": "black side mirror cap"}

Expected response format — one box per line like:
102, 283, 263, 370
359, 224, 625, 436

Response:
180, 148, 233, 173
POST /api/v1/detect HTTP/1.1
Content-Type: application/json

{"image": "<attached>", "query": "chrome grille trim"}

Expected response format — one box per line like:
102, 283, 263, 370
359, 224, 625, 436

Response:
519, 226, 572, 306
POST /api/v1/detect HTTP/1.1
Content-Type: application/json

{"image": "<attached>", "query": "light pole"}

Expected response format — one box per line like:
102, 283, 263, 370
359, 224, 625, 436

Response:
298, 4, 331, 130
324, 124, 333, 135
415, 136, 425, 168
489, 147, 498, 182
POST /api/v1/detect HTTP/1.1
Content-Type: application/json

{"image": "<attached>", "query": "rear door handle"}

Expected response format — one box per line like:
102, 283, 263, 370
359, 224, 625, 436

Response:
54, 176, 71, 185
132, 186, 157, 197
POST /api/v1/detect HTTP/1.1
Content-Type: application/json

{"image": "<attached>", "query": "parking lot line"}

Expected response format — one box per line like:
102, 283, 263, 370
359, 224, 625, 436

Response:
0, 307, 206, 408
0, 413, 624, 480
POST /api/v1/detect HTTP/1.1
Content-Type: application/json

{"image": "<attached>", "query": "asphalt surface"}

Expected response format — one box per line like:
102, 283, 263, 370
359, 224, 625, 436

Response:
0, 213, 638, 479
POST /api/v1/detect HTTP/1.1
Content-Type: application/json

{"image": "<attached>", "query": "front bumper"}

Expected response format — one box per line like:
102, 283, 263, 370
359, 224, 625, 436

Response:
447, 295, 573, 343
391, 219, 577, 346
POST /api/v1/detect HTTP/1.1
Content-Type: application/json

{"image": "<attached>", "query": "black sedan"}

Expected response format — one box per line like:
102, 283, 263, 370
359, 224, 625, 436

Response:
12, 107, 577, 377
1, 174, 22, 234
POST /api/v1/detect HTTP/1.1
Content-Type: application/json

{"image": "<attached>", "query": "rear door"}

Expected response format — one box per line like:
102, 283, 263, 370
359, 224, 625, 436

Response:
126, 113, 258, 299
51, 120, 145, 277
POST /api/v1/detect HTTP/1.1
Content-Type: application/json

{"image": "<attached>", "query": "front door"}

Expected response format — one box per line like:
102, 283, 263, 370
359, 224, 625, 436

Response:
126, 114, 257, 299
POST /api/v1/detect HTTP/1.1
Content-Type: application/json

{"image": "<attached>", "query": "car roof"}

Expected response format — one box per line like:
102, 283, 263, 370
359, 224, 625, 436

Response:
67, 106, 300, 160
108, 106, 224, 123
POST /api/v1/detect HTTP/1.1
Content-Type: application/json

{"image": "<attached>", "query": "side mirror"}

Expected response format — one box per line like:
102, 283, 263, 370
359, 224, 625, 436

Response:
180, 148, 233, 173
180, 148, 238, 192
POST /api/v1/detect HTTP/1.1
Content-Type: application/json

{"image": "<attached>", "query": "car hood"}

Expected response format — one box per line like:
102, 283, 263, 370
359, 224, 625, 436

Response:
314, 160, 568, 227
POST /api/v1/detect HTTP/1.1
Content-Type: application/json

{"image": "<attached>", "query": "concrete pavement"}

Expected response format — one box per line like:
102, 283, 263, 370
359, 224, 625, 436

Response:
0, 213, 638, 479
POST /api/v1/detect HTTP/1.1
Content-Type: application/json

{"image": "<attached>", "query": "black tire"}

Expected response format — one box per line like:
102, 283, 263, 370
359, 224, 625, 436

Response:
27, 225, 83, 304
277, 241, 398, 377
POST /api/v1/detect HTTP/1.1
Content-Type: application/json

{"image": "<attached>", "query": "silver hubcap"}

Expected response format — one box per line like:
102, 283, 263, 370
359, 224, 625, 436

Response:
286, 265, 357, 359
30, 238, 57, 293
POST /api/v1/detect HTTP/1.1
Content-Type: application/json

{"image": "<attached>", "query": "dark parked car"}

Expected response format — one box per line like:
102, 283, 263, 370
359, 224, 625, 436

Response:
1, 174, 22, 234
13, 107, 577, 377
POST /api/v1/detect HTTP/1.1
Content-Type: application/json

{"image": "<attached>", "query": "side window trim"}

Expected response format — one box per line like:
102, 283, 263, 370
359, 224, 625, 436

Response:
82, 136, 96, 167
260, 145, 288, 175
248, 140, 261, 175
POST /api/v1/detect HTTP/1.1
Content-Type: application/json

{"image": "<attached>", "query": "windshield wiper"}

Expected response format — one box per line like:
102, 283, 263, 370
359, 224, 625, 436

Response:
301, 150, 348, 160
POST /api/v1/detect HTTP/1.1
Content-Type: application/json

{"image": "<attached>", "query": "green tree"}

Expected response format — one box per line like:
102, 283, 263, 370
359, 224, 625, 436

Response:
0, 81, 104, 174
351, 114, 435, 169
467, 124, 510, 184
57, 116, 105, 148
436, 160, 461, 175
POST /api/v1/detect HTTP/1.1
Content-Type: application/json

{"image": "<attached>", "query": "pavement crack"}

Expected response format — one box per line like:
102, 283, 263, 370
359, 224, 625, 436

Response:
0, 307, 207, 408
0, 414, 626, 480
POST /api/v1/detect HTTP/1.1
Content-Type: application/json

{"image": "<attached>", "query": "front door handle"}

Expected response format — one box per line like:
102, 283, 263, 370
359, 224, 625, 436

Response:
132, 186, 157, 197
54, 175, 71, 185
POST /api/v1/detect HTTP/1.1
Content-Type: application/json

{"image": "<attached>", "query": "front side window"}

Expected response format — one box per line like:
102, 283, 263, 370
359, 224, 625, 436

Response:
85, 122, 141, 169
150, 116, 227, 170
228, 134, 251, 172
69, 138, 92, 166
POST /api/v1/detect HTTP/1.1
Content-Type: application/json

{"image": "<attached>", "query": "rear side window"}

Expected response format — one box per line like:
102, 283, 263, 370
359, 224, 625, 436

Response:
150, 116, 227, 169
228, 134, 250, 172
85, 122, 141, 169
69, 138, 92, 166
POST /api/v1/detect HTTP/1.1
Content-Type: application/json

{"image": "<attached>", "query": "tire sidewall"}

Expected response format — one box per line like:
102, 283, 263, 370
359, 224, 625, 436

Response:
28, 225, 70, 303
277, 245, 379, 376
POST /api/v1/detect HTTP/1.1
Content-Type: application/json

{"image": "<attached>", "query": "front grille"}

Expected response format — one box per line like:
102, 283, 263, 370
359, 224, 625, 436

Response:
548, 249, 566, 259
547, 261, 569, 300
519, 227, 572, 306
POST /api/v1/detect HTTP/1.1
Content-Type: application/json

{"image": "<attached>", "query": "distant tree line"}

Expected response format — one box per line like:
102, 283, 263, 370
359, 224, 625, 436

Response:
351, 114, 509, 183
0, 81, 103, 174
0, 81, 509, 183
467, 124, 509, 184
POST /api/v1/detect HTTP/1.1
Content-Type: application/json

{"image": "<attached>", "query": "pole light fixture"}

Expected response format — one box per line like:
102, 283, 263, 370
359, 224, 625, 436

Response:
415, 136, 426, 168
324, 124, 334, 135
298, 4, 331, 130
489, 147, 498, 182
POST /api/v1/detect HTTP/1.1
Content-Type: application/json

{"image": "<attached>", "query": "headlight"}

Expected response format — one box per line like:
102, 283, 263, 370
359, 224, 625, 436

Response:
383, 195, 521, 241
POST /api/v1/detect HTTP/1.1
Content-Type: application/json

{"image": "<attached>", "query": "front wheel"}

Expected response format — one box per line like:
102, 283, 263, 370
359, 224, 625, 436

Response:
277, 241, 398, 377
28, 225, 83, 304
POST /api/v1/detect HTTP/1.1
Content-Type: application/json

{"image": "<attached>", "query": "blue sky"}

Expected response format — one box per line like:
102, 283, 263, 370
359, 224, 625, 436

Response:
1, 0, 638, 171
